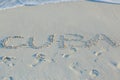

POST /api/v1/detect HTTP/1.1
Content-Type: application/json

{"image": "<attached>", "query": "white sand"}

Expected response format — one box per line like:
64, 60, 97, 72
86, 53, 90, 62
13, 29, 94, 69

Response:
0, 1, 120, 80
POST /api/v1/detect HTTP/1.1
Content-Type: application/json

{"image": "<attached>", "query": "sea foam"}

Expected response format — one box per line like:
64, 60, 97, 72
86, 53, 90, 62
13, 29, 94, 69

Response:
0, 0, 77, 10
0, 0, 120, 10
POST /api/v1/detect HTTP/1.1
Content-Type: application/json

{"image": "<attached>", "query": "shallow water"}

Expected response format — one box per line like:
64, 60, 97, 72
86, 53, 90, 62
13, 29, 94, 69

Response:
0, 0, 120, 10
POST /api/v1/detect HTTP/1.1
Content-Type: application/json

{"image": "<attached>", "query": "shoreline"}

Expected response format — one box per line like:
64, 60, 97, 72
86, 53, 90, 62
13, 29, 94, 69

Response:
0, 0, 120, 10
0, 1, 120, 80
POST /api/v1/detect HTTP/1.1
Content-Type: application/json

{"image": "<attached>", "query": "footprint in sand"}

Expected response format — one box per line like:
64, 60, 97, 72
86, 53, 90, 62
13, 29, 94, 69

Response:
0, 56, 16, 67
110, 61, 120, 70
30, 52, 51, 67
89, 69, 99, 78
2, 76, 13, 80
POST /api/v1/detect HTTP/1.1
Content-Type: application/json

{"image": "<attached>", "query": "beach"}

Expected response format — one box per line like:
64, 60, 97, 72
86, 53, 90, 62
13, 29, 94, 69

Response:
0, 1, 120, 80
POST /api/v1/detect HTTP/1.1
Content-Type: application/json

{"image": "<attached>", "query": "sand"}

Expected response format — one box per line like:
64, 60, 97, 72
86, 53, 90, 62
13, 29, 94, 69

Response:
0, 1, 120, 80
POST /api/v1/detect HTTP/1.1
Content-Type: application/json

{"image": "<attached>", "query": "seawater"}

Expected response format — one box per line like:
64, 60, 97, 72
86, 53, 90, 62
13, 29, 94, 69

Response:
0, 0, 120, 10
0, 0, 78, 10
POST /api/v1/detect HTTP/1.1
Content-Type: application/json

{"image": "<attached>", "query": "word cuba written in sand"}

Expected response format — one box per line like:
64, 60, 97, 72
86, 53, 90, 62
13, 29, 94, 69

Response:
0, 33, 120, 50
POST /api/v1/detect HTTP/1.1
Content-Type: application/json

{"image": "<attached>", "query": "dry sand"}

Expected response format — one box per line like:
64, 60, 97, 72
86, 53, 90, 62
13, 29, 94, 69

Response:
0, 1, 120, 80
